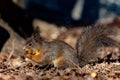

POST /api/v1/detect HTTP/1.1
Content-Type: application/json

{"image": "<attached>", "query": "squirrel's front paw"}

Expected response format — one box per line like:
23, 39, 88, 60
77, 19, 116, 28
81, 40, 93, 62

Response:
52, 54, 64, 68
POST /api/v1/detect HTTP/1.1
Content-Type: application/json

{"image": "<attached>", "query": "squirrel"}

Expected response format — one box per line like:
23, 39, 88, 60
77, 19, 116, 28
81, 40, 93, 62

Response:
23, 24, 119, 69
23, 27, 79, 69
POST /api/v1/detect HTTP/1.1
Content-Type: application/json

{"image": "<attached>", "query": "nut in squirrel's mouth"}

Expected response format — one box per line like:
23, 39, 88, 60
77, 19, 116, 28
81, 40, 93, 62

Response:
24, 49, 33, 58
24, 48, 42, 63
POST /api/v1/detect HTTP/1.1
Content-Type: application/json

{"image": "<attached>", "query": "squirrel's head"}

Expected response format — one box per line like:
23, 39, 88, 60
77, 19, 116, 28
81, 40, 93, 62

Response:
23, 27, 44, 63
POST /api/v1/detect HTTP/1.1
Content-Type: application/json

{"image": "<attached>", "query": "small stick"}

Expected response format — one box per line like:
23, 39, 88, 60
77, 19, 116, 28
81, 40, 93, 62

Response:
68, 59, 81, 70
7, 39, 15, 61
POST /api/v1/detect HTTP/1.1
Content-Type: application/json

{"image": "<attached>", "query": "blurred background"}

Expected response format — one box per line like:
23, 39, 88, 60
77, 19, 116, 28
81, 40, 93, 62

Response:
0, 0, 120, 50
12, 0, 120, 25
0, 0, 120, 37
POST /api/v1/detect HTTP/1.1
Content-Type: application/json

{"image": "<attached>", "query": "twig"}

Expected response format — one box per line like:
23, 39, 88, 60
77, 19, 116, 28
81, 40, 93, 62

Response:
68, 59, 81, 70
0, 67, 14, 73
7, 39, 15, 61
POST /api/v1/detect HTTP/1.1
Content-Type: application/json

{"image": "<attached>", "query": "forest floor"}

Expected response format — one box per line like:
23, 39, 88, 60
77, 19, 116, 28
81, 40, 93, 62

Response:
0, 18, 120, 80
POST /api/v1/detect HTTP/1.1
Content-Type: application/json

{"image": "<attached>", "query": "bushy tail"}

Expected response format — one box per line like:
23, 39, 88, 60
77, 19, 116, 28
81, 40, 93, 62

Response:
77, 24, 119, 67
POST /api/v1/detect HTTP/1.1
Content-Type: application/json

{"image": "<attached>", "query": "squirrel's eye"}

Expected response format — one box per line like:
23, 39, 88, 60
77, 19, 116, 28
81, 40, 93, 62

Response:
28, 43, 32, 46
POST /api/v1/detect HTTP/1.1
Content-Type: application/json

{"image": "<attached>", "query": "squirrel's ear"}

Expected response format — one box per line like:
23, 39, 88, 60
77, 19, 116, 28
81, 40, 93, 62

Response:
32, 26, 41, 39
34, 26, 40, 34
